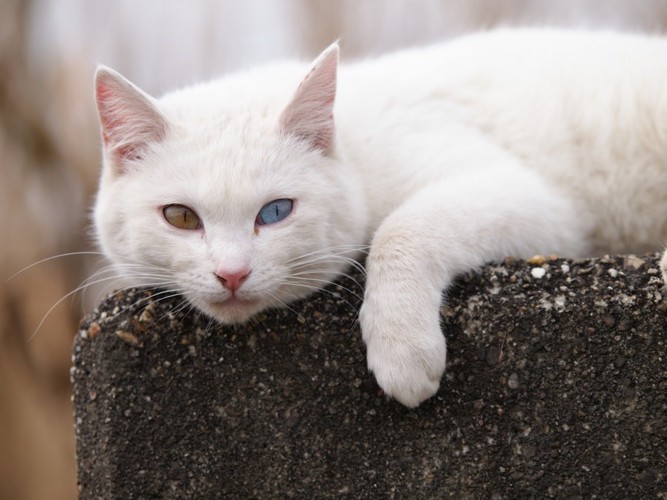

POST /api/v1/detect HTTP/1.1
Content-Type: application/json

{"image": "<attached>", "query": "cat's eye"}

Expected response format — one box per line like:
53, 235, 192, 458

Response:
162, 204, 202, 230
256, 199, 294, 226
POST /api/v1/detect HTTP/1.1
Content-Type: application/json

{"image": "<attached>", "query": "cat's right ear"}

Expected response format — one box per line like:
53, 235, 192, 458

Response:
94, 66, 168, 173
279, 43, 338, 153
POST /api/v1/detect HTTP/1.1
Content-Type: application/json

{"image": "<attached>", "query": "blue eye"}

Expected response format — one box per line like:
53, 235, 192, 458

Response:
256, 199, 294, 226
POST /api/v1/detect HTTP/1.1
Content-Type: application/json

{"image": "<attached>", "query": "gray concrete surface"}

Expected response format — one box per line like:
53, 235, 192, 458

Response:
72, 253, 667, 498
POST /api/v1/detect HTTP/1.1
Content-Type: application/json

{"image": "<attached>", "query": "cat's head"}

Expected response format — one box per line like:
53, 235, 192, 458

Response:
93, 44, 368, 324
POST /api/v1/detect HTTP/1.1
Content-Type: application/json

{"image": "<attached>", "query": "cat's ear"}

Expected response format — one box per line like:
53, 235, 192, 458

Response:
279, 42, 338, 153
94, 66, 168, 172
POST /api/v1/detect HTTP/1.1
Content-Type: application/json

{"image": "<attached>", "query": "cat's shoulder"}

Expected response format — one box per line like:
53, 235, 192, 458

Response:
159, 61, 309, 114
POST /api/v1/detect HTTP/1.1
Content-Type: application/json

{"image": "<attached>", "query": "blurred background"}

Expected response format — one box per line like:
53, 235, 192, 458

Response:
2, 1, 667, 498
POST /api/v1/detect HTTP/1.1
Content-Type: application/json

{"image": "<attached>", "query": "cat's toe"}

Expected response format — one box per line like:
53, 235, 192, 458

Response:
371, 362, 442, 408
365, 329, 446, 408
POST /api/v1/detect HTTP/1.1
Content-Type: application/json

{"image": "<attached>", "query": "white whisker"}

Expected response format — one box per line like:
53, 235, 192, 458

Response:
173, 296, 196, 315
284, 244, 369, 266
6, 251, 106, 282
28, 273, 141, 341
29, 256, 183, 340
288, 270, 365, 293
283, 276, 363, 301
275, 279, 361, 315
288, 252, 367, 276
114, 288, 186, 322
265, 290, 306, 318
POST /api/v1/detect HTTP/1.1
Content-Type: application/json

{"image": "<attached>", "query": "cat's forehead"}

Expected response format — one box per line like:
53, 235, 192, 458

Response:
165, 114, 305, 178
167, 100, 282, 145
159, 62, 305, 125
146, 117, 317, 215
162, 93, 292, 172
143, 64, 323, 214
155, 61, 322, 170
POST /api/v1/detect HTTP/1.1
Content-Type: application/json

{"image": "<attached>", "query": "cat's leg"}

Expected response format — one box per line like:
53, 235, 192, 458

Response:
360, 166, 590, 407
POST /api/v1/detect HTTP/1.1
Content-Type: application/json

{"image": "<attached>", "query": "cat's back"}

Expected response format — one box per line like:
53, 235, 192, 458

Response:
422, 29, 667, 171
158, 29, 667, 148
339, 28, 667, 179
339, 29, 667, 252
340, 28, 667, 130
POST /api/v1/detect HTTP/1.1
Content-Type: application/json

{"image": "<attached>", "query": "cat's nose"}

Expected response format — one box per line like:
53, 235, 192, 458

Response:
215, 268, 251, 293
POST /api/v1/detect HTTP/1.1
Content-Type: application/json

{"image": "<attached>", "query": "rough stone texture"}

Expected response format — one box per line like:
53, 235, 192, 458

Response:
72, 254, 667, 498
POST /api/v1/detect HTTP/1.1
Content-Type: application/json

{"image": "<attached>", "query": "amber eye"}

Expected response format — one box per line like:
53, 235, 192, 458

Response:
162, 204, 201, 230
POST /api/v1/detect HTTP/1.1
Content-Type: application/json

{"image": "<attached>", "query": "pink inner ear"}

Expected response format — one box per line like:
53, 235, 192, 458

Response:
96, 80, 129, 148
94, 67, 167, 168
279, 43, 338, 152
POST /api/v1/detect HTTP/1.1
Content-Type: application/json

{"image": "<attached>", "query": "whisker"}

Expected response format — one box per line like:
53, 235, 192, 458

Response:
192, 306, 208, 330
30, 266, 185, 341
28, 273, 140, 341
284, 276, 364, 302
203, 310, 221, 333
273, 284, 362, 335
288, 270, 366, 293
6, 251, 106, 282
274, 279, 362, 316
171, 297, 196, 317
288, 253, 367, 277
284, 244, 370, 266
114, 288, 187, 322
286, 252, 368, 267
80, 270, 177, 306
83, 266, 174, 284
265, 290, 306, 319
25, 244, 370, 340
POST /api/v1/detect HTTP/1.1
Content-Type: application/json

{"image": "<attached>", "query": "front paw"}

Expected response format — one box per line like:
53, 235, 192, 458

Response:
360, 306, 446, 408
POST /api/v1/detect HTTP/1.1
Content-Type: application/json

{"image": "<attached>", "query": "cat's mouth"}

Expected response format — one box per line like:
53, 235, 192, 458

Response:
202, 295, 263, 324
211, 294, 262, 313
212, 296, 259, 307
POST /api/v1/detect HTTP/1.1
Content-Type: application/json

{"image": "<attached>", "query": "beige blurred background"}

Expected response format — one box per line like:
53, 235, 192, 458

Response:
2, 1, 667, 498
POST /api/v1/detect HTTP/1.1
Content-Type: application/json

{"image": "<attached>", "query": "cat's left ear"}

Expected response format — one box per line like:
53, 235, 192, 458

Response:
94, 66, 168, 173
279, 42, 338, 153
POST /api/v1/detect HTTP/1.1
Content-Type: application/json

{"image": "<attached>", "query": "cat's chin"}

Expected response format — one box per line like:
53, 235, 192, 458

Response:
200, 296, 264, 325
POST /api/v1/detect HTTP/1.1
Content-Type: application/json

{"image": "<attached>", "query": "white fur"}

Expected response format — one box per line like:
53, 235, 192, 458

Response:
94, 29, 667, 407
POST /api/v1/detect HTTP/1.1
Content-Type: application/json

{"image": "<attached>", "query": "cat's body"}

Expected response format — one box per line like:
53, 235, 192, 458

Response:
94, 29, 667, 408
341, 30, 667, 253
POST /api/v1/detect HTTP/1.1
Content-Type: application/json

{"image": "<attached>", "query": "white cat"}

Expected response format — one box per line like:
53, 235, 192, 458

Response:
94, 29, 667, 408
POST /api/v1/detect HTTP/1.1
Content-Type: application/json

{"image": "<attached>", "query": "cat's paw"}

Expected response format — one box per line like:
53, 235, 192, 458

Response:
360, 304, 446, 408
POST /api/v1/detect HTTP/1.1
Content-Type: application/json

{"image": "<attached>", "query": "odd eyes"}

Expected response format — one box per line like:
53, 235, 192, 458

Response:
256, 199, 294, 226
162, 204, 201, 230
162, 199, 294, 230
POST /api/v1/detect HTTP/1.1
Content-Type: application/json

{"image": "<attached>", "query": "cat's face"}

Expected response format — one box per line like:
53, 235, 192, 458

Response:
93, 45, 368, 324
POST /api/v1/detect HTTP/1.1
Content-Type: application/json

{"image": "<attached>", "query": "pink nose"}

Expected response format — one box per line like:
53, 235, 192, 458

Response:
215, 268, 251, 293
